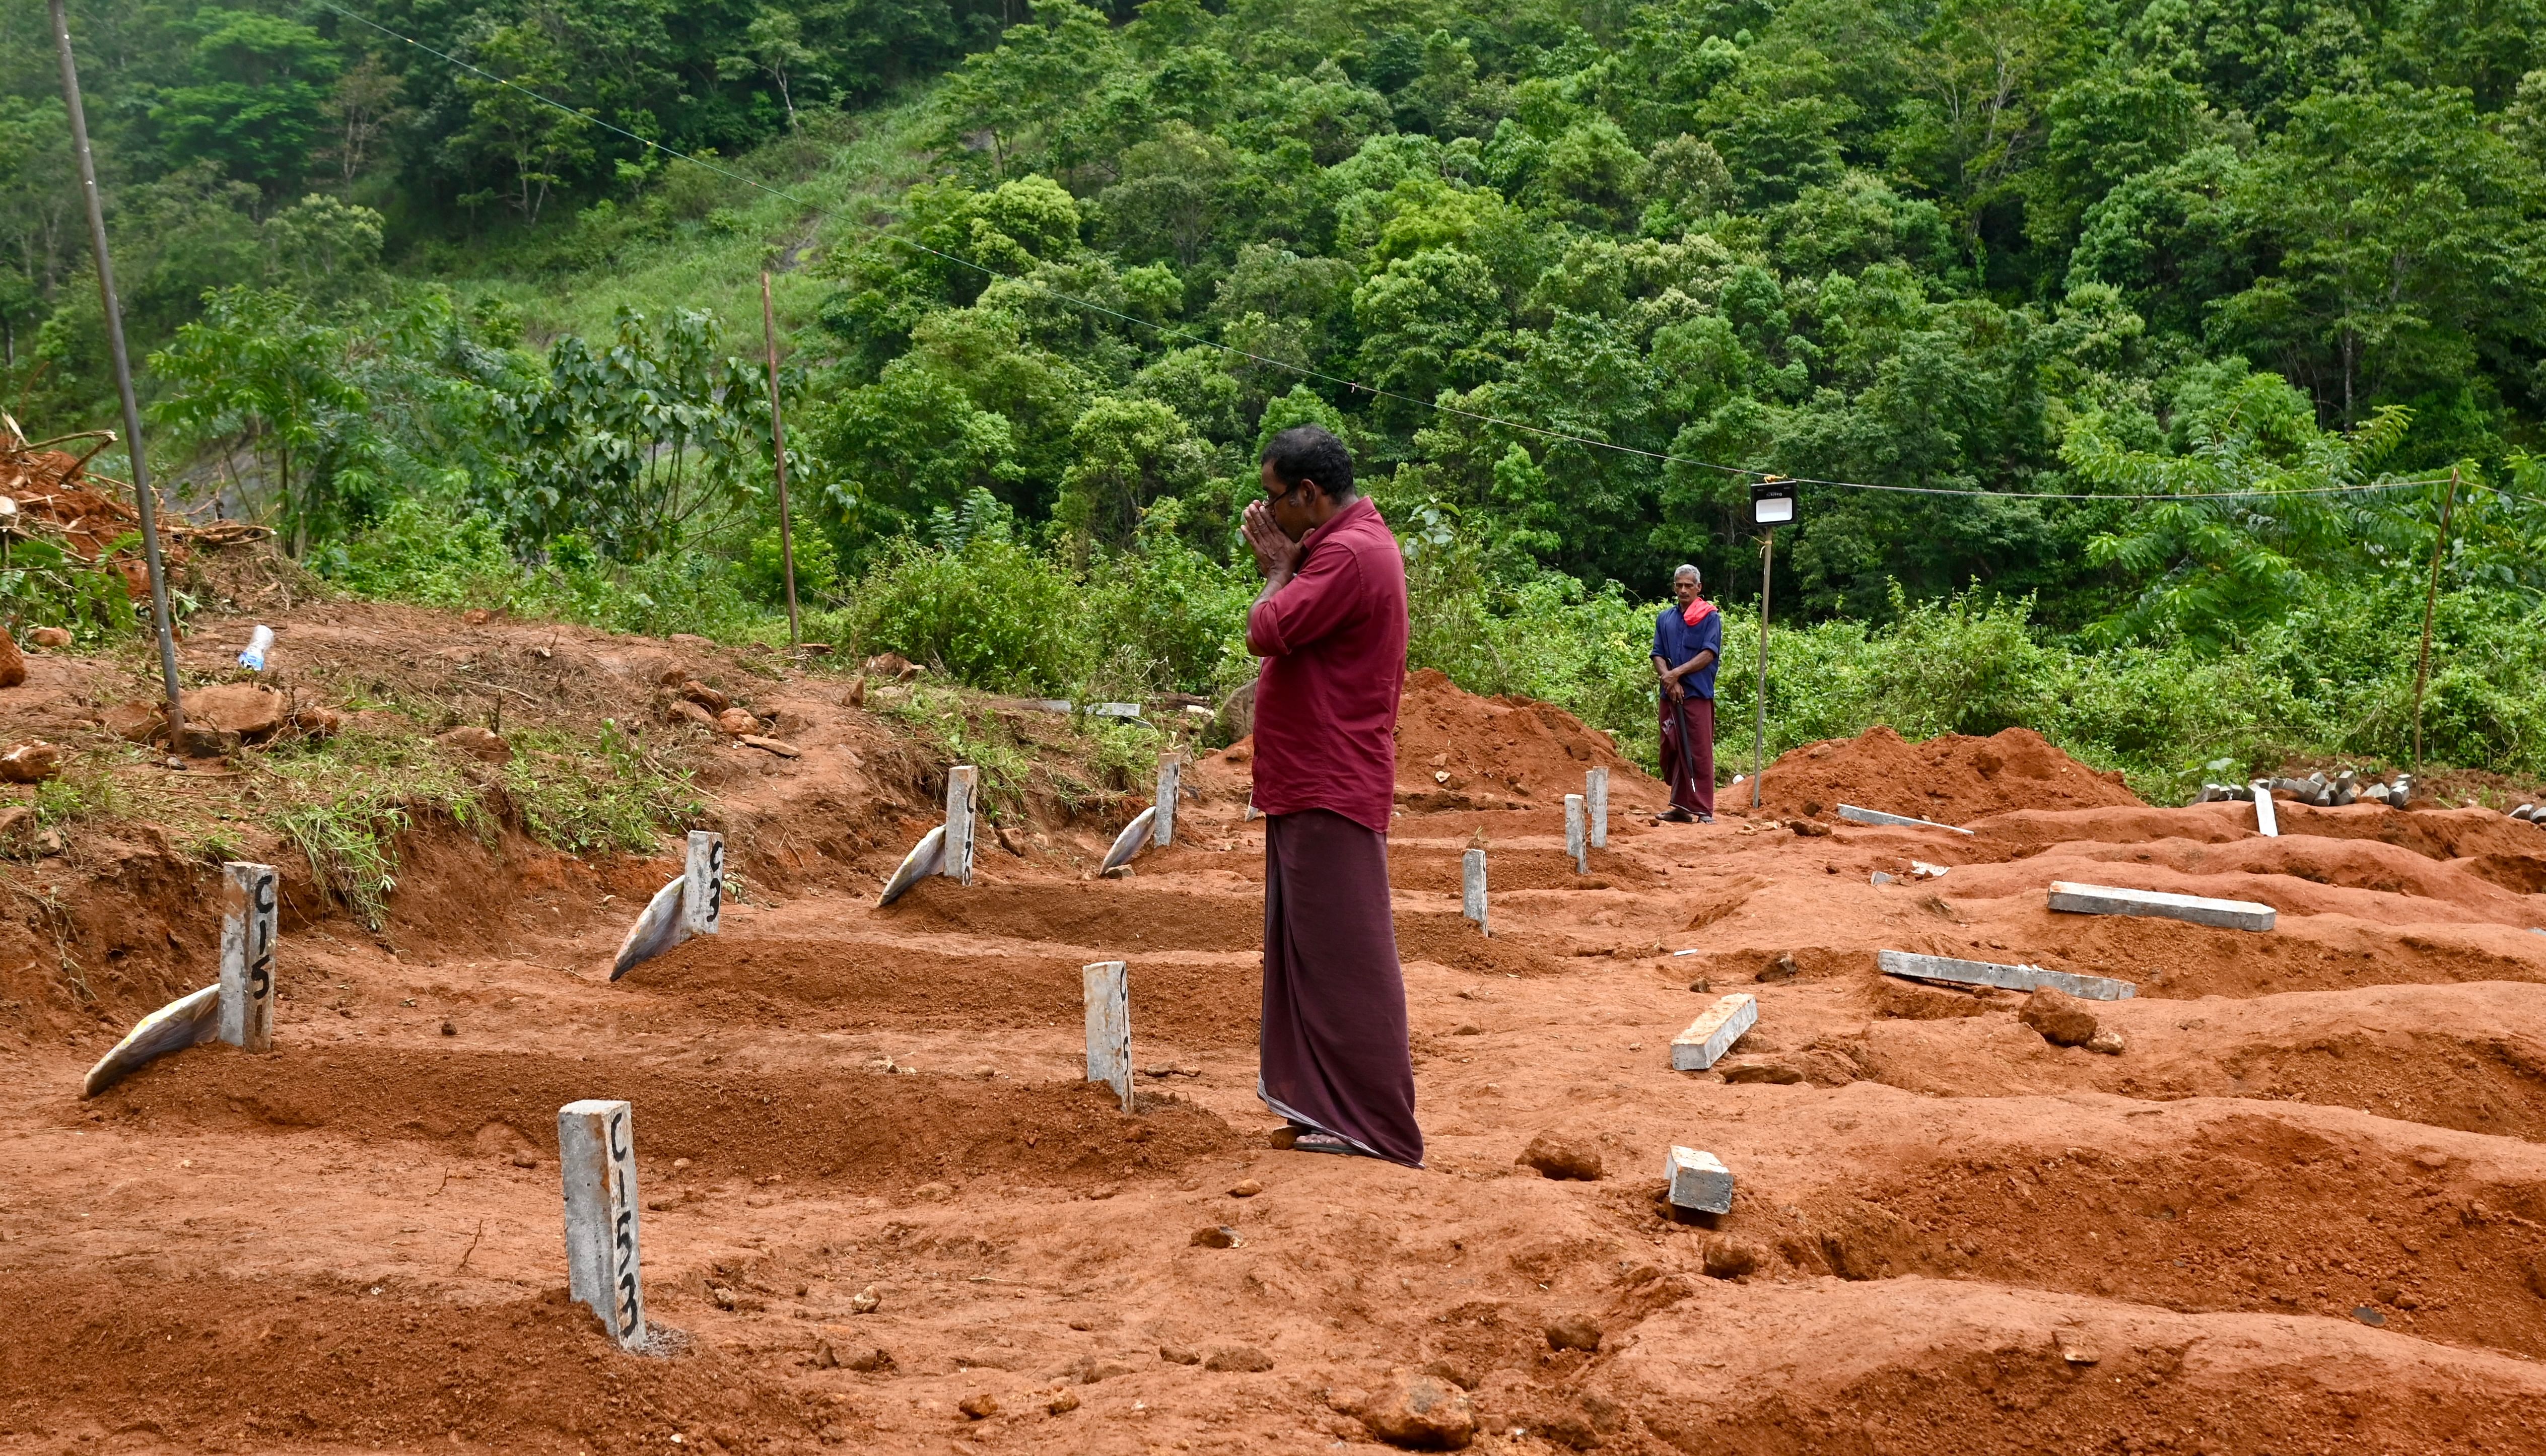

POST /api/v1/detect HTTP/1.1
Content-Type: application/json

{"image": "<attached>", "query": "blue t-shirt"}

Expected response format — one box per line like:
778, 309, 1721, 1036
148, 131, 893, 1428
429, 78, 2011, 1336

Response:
1653, 603, 1724, 700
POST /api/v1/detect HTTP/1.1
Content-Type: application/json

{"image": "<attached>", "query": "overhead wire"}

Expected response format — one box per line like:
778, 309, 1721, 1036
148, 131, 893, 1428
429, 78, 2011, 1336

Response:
314, 0, 2503, 508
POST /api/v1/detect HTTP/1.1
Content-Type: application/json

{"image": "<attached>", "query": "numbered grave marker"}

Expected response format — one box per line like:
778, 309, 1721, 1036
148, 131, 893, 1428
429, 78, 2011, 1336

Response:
218, 861, 279, 1052
1462, 848, 1489, 936
1586, 768, 1609, 849
1564, 794, 1588, 875
1082, 960, 1132, 1113
943, 766, 977, 886
1153, 755, 1179, 849
682, 831, 724, 937
2251, 781, 2280, 838
559, 1098, 647, 1350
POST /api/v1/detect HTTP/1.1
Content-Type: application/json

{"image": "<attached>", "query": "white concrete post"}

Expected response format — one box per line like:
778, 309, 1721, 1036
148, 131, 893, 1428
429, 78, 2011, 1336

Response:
1082, 960, 1131, 1113
1564, 794, 1588, 874
217, 861, 279, 1052
2251, 781, 2279, 838
682, 831, 724, 936
1462, 848, 1488, 936
943, 766, 977, 885
559, 1098, 646, 1350
1153, 754, 1178, 849
1587, 768, 1609, 849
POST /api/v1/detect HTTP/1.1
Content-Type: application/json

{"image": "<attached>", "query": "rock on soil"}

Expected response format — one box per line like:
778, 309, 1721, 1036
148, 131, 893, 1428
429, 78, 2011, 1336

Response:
0, 630, 22, 687
1758, 724, 2142, 822
26, 627, 70, 649
2019, 988, 2102, 1047
0, 740, 59, 783
183, 683, 288, 741
1518, 1131, 1602, 1180
1544, 1313, 1604, 1351
438, 726, 512, 764
1359, 1369, 1477, 1450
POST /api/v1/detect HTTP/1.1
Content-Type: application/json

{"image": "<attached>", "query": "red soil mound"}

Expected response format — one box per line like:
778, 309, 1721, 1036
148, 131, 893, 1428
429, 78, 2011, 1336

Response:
1759, 725, 2142, 823
1194, 668, 1661, 811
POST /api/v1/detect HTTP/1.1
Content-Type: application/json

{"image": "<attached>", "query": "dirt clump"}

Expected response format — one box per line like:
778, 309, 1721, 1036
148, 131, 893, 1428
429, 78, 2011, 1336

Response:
1518, 1131, 1603, 1180
1759, 725, 2143, 823
2018, 988, 2101, 1046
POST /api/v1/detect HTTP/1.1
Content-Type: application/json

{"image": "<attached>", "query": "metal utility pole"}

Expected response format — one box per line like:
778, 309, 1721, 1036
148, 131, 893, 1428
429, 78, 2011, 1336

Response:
51, 0, 187, 756
1751, 526, 1772, 809
2410, 466, 2460, 769
760, 270, 800, 649
1745, 476, 1797, 810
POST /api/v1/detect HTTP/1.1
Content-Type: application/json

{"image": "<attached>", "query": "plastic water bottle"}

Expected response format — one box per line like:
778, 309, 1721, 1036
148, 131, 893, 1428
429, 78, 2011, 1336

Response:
238, 624, 274, 671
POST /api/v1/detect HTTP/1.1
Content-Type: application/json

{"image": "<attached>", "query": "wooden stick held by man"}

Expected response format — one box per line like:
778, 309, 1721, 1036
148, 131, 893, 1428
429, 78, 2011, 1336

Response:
1238, 425, 1423, 1167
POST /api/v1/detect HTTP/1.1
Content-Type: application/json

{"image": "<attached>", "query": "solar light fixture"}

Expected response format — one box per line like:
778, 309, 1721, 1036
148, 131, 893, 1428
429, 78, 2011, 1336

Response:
1751, 476, 1797, 526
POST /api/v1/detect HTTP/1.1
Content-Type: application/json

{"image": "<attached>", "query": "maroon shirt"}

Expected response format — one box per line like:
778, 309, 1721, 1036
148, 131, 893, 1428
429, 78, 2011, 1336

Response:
1246, 496, 1408, 835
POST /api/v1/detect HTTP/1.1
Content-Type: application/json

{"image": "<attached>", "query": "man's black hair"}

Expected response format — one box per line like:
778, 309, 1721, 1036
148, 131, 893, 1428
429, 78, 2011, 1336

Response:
1261, 425, 1355, 501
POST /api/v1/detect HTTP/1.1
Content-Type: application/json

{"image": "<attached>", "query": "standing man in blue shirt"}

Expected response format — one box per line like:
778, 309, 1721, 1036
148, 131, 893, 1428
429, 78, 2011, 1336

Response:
1652, 564, 1722, 823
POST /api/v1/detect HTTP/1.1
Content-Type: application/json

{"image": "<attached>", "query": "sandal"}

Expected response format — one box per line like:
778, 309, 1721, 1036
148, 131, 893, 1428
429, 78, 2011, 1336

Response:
1290, 1131, 1381, 1159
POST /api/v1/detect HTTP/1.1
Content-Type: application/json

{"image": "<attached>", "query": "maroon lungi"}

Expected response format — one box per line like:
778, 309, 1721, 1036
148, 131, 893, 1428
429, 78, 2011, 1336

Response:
1258, 808, 1423, 1167
1660, 694, 1716, 816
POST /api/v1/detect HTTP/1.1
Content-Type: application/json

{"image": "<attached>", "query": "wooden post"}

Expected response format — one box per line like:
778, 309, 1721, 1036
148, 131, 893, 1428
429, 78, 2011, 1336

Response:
682, 831, 724, 936
1462, 848, 1488, 935
1565, 794, 1588, 874
216, 861, 278, 1051
759, 270, 801, 650
1081, 961, 1131, 1112
2411, 467, 2459, 769
942, 766, 977, 885
1153, 754, 1178, 848
1586, 768, 1609, 849
49, 0, 185, 754
559, 1099, 646, 1350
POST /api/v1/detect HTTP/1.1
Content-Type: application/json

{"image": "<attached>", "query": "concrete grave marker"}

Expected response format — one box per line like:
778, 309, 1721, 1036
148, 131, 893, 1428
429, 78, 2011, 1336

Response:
1462, 849, 1489, 935
2047, 880, 2276, 932
1836, 804, 1976, 836
217, 861, 279, 1052
1565, 794, 1588, 874
1153, 755, 1179, 848
1665, 1146, 1734, 1214
1671, 994, 1757, 1070
1082, 961, 1132, 1112
1877, 948, 2137, 1001
683, 831, 725, 936
1586, 768, 1610, 849
2251, 781, 2279, 838
559, 1098, 646, 1350
941, 767, 977, 885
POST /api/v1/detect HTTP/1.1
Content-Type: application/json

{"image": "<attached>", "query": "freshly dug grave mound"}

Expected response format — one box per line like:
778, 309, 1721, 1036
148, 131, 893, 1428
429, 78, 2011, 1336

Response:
1, 1271, 813, 1454
1759, 725, 2142, 823
1192, 668, 1662, 810
625, 933, 1263, 1046
1391, 668, 1661, 807
87, 1044, 1240, 1193
876, 875, 1261, 952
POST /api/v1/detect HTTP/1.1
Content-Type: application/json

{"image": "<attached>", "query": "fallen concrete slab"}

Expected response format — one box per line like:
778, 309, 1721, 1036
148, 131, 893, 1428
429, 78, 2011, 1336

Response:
1666, 1146, 1734, 1214
611, 875, 691, 977
1836, 804, 1975, 836
873, 825, 945, 908
1877, 948, 2137, 1001
1671, 994, 1758, 1070
2046, 880, 2277, 931
81, 984, 220, 1097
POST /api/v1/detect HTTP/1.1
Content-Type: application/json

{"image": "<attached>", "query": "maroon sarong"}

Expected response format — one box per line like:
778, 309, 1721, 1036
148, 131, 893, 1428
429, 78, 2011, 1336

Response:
1259, 808, 1423, 1166
1659, 693, 1716, 816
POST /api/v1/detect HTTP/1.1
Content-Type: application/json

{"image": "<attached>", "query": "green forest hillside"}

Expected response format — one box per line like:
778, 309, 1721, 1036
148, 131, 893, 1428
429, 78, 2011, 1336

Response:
4, 0, 2544, 794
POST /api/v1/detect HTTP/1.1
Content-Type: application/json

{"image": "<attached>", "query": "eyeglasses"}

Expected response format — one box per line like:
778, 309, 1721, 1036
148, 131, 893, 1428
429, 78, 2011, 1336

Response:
1267, 478, 1313, 506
